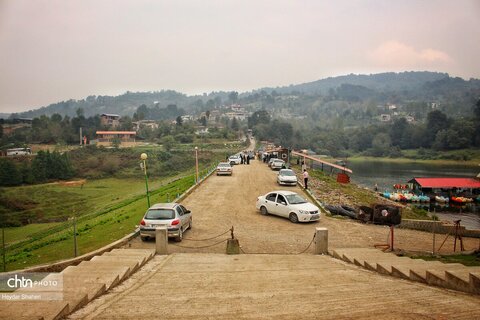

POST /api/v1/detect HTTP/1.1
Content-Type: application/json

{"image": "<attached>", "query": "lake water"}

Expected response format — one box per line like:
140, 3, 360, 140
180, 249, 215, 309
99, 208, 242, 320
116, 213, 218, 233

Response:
339, 160, 480, 229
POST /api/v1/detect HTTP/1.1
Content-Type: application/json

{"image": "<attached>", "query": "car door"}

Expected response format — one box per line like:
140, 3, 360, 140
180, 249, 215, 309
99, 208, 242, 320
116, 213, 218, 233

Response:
264, 193, 278, 215
180, 205, 191, 226
275, 194, 290, 218
175, 206, 186, 230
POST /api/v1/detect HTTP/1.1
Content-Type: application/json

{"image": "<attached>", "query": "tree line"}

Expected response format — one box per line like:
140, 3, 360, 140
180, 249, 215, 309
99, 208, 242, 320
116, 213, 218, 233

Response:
249, 100, 480, 159
0, 150, 74, 186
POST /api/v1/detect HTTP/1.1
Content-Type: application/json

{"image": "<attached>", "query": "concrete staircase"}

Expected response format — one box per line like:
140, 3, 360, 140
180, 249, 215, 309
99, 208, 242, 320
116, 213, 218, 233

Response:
0, 249, 155, 320
331, 247, 480, 295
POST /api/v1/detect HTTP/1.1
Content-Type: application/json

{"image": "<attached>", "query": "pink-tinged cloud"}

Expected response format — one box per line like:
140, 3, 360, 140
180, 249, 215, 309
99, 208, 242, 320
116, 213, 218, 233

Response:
369, 41, 453, 69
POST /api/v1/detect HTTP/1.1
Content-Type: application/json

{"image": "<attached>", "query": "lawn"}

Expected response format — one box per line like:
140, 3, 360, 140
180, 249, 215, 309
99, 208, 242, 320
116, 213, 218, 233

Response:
2, 172, 205, 271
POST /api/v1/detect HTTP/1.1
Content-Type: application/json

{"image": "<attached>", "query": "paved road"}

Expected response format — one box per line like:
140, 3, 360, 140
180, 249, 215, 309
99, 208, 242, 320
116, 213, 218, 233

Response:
128, 158, 479, 254
69, 253, 480, 319
68, 152, 480, 319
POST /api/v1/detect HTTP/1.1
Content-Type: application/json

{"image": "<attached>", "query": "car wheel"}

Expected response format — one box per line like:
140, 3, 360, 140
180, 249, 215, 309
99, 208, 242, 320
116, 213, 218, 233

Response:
175, 227, 183, 242
260, 206, 268, 216
289, 213, 299, 223
140, 236, 148, 241
189, 219, 193, 230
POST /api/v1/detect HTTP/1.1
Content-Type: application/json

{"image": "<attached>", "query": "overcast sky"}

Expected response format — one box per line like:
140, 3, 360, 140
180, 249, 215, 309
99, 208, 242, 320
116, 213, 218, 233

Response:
0, 0, 479, 113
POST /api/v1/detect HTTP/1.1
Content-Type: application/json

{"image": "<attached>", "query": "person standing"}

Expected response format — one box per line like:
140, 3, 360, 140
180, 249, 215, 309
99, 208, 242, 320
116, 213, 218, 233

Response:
303, 169, 309, 190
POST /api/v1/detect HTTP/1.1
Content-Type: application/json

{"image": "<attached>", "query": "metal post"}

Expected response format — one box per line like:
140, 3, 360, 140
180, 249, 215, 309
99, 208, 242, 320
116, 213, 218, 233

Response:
390, 225, 394, 251
144, 160, 150, 208
195, 147, 199, 184
432, 220, 436, 255
73, 216, 78, 258
2, 227, 6, 272
141, 153, 150, 208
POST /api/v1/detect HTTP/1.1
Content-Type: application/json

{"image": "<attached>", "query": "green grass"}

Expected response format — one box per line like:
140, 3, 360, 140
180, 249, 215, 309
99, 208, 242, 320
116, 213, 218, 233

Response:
1, 172, 207, 271
411, 252, 480, 267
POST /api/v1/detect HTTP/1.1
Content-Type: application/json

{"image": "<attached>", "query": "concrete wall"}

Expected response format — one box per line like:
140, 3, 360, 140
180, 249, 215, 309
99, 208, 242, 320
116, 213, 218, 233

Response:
399, 219, 480, 238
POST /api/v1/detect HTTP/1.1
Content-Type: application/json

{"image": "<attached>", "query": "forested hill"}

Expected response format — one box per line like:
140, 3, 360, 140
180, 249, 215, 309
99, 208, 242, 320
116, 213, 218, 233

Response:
260, 71, 451, 94
10, 71, 480, 119
258, 71, 480, 97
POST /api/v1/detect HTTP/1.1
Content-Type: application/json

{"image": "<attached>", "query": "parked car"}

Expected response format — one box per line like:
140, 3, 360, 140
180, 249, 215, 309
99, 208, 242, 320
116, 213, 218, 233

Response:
277, 169, 297, 186
271, 159, 285, 170
216, 162, 233, 175
228, 154, 241, 165
256, 191, 320, 223
267, 157, 277, 167
139, 203, 192, 242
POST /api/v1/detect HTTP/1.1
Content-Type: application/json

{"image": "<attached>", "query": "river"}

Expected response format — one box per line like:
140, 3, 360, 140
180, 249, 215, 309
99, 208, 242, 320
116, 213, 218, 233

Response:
346, 160, 480, 230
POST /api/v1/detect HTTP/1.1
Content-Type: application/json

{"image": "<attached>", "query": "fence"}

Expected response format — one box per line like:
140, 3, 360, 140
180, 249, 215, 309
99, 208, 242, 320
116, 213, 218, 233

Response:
0, 163, 218, 272
377, 219, 480, 255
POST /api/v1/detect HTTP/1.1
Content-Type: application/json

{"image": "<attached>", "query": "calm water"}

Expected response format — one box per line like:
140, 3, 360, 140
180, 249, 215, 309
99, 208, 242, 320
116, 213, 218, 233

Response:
328, 160, 480, 229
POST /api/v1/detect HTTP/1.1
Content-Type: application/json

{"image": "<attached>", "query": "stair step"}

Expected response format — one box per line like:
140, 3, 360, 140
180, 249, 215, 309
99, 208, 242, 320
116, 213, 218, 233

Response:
443, 268, 480, 294
91, 255, 144, 270
410, 263, 466, 283
105, 249, 155, 260
0, 300, 69, 320
77, 261, 134, 280
61, 266, 125, 290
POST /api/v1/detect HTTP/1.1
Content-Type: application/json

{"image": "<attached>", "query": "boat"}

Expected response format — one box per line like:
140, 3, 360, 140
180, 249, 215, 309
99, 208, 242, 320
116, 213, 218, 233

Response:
435, 195, 449, 203
451, 196, 473, 203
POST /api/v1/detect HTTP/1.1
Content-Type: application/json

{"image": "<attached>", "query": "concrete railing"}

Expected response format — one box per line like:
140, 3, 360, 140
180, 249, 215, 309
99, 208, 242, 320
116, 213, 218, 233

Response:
399, 219, 480, 238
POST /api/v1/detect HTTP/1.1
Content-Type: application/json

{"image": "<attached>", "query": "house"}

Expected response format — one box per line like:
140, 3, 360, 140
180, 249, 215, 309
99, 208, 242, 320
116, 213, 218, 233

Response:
100, 114, 120, 128
380, 114, 391, 122
133, 120, 159, 131
95, 131, 136, 147
225, 112, 247, 121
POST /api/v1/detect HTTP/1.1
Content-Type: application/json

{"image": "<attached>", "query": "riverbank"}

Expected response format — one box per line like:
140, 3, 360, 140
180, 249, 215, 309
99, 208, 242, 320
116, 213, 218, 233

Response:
347, 148, 480, 166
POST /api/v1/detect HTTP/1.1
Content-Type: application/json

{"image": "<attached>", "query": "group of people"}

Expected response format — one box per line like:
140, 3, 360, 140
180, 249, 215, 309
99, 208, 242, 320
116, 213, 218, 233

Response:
240, 152, 250, 165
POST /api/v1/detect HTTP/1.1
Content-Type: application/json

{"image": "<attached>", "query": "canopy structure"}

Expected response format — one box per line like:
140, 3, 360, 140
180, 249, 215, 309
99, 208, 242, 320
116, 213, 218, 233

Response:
408, 177, 480, 189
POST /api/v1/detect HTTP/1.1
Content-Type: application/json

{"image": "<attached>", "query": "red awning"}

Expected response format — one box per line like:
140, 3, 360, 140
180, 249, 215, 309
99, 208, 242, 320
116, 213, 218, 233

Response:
411, 178, 480, 188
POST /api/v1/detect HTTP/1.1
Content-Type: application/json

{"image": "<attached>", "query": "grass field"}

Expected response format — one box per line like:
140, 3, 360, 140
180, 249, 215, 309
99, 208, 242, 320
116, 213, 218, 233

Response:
0, 166, 218, 270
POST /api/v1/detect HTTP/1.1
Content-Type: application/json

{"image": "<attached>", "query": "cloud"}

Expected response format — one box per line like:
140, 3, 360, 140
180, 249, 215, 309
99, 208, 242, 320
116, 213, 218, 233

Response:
369, 41, 453, 69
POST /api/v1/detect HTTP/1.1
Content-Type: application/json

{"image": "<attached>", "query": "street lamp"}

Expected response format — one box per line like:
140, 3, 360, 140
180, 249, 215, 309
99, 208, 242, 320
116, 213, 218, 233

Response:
195, 147, 199, 184
140, 153, 150, 208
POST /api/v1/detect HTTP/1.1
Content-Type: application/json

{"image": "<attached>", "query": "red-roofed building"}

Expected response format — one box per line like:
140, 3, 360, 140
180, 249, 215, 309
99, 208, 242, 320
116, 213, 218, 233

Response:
408, 177, 480, 197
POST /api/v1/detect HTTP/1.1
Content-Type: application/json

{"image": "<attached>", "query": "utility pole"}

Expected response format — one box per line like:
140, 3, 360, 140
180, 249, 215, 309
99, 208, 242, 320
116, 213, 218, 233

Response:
79, 127, 83, 145
2, 227, 6, 272
73, 216, 78, 257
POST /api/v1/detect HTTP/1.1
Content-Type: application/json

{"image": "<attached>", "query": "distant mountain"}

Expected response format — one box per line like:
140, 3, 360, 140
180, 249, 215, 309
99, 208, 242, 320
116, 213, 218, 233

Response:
257, 71, 451, 94
12, 71, 480, 119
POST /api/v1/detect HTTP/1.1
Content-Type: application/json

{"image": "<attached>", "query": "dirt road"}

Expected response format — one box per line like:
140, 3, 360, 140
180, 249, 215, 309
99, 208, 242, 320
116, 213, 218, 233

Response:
129, 158, 479, 254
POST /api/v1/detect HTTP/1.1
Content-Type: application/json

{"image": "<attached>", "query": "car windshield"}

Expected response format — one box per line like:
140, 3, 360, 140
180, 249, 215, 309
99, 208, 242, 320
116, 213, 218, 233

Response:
145, 209, 175, 220
285, 194, 307, 204
280, 170, 295, 176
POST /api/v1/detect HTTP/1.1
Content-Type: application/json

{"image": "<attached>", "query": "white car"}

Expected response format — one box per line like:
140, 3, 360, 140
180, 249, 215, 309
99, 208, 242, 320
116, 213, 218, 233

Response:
216, 162, 233, 175
271, 159, 285, 170
228, 155, 241, 165
256, 191, 320, 223
277, 169, 297, 186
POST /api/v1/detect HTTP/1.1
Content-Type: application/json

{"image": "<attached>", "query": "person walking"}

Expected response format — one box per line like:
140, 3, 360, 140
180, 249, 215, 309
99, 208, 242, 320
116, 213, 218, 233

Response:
303, 169, 309, 190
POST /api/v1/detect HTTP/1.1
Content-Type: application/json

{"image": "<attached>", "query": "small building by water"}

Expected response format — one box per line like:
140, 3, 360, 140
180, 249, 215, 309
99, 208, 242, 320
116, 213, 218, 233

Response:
408, 177, 480, 197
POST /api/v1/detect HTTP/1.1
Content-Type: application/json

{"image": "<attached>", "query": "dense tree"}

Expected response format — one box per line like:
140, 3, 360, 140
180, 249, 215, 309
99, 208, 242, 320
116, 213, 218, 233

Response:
0, 158, 22, 186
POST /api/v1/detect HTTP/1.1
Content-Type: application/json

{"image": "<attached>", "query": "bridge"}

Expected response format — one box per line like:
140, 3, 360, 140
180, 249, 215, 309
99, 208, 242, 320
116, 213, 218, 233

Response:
1, 144, 479, 319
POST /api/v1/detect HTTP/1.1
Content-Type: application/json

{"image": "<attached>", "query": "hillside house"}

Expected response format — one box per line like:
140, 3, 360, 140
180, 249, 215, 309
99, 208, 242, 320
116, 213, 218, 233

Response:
133, 120, 159, 131
100, 114, 120, 128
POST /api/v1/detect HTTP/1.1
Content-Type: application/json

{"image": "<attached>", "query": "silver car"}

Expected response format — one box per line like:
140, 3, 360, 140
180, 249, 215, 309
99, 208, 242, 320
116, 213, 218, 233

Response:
277, 169, 297, 186
216, 162, 233, 175
271, 159, 285, 170
139, 203, 192, 242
